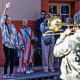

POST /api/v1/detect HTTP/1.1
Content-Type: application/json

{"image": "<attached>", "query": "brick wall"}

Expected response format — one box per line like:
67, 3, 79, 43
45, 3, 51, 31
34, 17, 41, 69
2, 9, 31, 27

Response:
0, 29, 5, 66
74, 1, 80, 14
41, 0, 49, 14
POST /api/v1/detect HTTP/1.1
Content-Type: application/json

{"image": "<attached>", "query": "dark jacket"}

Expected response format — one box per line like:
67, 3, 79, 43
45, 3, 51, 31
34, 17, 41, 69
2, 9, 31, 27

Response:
35, 18, 44, 46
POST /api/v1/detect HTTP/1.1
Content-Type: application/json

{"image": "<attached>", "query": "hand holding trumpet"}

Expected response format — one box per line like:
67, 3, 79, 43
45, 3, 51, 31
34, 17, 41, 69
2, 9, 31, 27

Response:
61, 27, 72, 36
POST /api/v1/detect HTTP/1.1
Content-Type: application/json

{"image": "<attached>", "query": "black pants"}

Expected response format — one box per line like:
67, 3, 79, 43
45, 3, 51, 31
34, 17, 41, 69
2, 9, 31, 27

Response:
3, 45, 15, 75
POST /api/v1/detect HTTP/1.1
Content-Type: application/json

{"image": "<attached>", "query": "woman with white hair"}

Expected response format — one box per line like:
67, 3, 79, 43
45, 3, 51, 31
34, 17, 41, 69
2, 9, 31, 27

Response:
17, 19, 36, 74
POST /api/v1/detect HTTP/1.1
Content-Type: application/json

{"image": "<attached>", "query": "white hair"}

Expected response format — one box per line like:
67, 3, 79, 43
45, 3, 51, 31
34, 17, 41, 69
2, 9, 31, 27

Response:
73, 11, 80, 26
23, 19, 28, 23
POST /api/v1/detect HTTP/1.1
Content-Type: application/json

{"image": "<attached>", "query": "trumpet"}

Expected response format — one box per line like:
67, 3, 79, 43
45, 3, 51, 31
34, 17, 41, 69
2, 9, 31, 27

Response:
43, 16, 76, 36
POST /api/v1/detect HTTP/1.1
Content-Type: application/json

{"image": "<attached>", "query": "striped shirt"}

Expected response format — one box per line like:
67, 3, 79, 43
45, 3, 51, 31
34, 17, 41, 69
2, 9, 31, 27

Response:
0, 16, 18, 49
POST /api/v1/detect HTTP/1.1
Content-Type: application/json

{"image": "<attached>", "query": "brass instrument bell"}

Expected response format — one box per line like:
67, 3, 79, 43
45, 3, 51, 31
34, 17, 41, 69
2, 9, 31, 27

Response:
43, 16, 77, 36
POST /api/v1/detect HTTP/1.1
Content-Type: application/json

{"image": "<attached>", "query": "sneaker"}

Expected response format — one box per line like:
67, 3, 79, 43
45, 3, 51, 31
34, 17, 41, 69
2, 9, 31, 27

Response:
2, 74, 9, 78
26, 71, 31, 74
9, 74, 15, 78
30, 70, 34, 73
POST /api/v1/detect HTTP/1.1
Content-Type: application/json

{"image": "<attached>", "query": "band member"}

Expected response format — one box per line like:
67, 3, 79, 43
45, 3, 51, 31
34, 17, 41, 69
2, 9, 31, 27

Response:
0, 2, 18, 78
54, 11, 80, 80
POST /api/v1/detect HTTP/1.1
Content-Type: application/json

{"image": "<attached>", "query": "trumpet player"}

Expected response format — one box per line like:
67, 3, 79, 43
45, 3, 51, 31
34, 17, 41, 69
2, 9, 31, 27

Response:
54, 11, 80, 80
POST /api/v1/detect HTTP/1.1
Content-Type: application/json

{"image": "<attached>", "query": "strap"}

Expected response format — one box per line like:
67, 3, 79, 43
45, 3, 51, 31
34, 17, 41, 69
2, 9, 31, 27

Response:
22, 27, 32, 40
24, 30, 31, 40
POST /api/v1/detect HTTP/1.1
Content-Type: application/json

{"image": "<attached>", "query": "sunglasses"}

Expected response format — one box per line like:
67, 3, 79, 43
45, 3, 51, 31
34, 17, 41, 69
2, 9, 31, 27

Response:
41, 14, 45, 15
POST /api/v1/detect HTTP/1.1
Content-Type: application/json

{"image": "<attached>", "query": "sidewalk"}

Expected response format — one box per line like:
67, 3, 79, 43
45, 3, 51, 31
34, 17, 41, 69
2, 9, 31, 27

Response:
0, 66, 43, 80
0, 65, 60, 80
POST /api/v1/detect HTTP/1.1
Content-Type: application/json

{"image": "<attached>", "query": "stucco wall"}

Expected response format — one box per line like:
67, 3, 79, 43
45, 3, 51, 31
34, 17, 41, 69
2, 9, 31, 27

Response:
0, 0, 41, 20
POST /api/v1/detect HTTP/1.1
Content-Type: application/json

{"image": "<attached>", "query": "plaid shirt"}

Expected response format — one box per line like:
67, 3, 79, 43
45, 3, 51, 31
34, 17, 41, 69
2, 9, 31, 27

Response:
0, 16, 18, 48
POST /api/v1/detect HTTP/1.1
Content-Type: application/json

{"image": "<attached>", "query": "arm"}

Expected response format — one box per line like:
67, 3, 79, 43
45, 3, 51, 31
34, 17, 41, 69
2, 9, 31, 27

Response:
1, 2, 11, 24
56, 28, 72, 45
54, 35, 69, 58
2, 2, 11, 16
54, 29, 72, 58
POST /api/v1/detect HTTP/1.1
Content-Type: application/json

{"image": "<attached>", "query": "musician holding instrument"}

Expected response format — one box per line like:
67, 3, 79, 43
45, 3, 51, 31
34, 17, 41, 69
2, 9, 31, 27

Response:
59, 17, 74, 68
54, 11, 80, 80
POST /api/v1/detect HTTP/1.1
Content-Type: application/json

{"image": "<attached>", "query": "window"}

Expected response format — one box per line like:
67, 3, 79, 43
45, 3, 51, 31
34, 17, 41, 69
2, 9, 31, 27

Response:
49, 3, 71, 22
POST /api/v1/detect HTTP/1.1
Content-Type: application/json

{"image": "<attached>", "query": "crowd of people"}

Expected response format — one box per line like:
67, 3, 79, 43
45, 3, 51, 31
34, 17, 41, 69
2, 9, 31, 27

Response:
0, 2, 80, 80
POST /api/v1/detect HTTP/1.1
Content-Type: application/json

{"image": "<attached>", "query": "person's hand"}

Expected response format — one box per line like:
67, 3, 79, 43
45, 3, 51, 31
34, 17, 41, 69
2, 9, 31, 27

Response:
63, 28, 72, 36
21, 47, 25, 52
15, 45, 19, 49
44, 19, 47, 26
31, 37, 35, 40
6, 2, 11, 8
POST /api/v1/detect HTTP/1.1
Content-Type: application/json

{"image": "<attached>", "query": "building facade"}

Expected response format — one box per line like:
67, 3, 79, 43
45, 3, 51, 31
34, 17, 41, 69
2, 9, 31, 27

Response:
0, 0, 80, 66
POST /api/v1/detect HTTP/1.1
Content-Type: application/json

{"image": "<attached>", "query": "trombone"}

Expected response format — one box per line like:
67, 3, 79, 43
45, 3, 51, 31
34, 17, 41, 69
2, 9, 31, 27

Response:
43, 16, 77, 36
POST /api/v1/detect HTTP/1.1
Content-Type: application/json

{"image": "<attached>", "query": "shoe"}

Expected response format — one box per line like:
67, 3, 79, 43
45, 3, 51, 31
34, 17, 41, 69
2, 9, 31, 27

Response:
26, 71, 31, 74
2, 74, 9, 78
49, 69, 55, 72
9, 74, 16, 78
30, 70, 34, 73
43, 70, 48, 72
